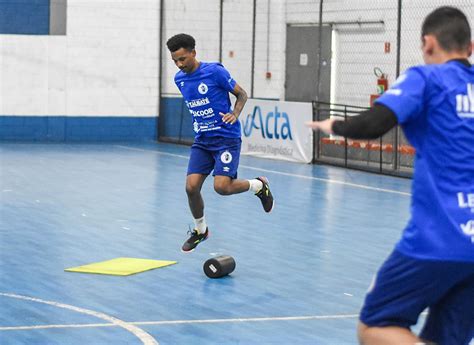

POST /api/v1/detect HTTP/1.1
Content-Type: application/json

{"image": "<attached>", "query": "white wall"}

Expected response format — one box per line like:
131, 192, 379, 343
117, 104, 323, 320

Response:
1, 0, 472, 117
161, 0, 221, 97
221, 0, 255, 96
163, 0, 472, 108
0, 0, 159, 117
161, 0, 286, 100
252, 0, 286, 100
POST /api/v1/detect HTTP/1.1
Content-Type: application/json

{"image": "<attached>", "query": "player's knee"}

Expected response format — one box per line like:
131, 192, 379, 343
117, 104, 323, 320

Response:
185, 182, 200, 196
214, 181, 231, 195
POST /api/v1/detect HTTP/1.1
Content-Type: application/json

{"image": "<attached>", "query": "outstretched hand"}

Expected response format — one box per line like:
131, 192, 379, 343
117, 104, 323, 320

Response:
306, 118, 336, 135
220, 112, 238, 125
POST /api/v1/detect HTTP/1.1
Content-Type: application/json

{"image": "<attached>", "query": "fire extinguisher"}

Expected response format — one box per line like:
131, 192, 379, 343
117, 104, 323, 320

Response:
375, 67, 388, 94
370, 67, 388, 106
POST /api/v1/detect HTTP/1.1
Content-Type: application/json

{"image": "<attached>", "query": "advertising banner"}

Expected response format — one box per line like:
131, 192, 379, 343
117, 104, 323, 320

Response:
240, 99, 313, 163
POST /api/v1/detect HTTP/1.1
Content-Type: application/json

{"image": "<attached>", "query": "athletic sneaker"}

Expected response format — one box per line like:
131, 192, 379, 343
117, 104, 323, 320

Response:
181, 228, 209, 252
255, 176, 274, 213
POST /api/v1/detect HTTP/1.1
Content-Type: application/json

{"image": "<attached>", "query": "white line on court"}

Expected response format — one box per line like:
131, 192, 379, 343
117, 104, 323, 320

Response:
0, 293, 158, 345
116, 145, 411, 196
0, 313, 360, 331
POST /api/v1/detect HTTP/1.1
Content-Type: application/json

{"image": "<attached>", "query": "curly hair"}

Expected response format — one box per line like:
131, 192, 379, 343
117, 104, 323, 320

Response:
166, 33, 196, 52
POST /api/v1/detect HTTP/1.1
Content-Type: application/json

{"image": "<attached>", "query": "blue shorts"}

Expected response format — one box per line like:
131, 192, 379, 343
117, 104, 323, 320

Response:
360, 250, 474, 345
187, 137, 242, 178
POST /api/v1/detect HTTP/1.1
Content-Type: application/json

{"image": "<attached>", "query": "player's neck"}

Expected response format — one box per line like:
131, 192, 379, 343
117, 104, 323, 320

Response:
437, 51, 470, 64
188, 60, 201, 74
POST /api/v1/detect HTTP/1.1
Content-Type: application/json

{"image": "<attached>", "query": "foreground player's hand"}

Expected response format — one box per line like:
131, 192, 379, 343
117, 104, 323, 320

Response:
220, 112, 238, 125
306, 119, 336, 135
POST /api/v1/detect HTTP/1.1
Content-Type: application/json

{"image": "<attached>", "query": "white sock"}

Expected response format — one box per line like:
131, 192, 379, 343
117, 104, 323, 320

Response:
248, 179, 263, 193
194, 216, 207, 234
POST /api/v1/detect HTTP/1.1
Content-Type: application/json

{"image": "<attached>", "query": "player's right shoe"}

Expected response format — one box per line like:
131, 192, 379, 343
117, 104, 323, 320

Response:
255, 176, 274, 213
181, 227, 209, 253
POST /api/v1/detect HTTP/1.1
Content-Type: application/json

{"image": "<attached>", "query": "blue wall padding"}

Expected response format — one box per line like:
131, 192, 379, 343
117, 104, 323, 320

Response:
0, 116, 158, 142
0, 0, 50, 35
160, 97, 195, 142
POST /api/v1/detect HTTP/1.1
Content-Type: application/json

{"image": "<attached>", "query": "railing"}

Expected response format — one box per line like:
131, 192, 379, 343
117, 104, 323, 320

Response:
312, 101, 413, 177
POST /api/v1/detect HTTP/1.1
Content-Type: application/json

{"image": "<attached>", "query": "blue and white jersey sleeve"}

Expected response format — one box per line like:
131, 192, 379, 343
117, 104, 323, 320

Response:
213, 64, 237, 93
375, 68, 427, 125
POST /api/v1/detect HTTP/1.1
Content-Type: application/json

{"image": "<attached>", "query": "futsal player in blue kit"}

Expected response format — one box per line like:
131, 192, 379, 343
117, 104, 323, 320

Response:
307, 7, 474, 345
166, 33, 274, 253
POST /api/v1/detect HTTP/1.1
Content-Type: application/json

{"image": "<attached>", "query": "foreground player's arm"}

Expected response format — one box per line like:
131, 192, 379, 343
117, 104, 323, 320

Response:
308, 68, 428, 138
221, 84, 248, 124
307, 104, 398, 139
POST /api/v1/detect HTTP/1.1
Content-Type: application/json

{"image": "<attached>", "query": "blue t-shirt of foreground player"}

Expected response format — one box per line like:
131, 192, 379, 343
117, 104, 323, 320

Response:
375, 60, 474, 262
175, 62, 240, 140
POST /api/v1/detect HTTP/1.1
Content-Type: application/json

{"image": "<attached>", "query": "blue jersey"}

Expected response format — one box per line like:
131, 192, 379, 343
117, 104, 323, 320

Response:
375, 60, 474, 262
174, 62, 240, 140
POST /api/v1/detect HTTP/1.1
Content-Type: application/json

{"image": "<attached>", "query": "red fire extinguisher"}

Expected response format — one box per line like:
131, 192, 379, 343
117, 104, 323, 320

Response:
370, 67, 388, 106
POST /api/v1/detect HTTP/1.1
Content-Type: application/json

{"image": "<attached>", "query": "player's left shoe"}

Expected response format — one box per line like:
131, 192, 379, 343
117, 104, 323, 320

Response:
255, 176, 274, 213
181, 227, 209, 253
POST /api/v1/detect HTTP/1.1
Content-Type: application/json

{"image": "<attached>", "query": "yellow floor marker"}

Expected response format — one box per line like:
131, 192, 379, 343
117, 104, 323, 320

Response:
65, 257, 177, 276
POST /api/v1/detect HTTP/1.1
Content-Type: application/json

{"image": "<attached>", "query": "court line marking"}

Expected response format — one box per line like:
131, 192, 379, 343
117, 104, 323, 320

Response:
1, 311, 429, 331
0, 313, 360, 331
0, 293, 158, 345
116, 145, 411, 196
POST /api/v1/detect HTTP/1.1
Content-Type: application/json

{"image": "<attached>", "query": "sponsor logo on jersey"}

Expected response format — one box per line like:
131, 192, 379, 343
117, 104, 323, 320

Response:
189, 108, 215, 118
193, 120, 200, 133
460, 220, 474, 242
456, 83, 474, 119
186, 98, 210, 108
458, 192, 474, 212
